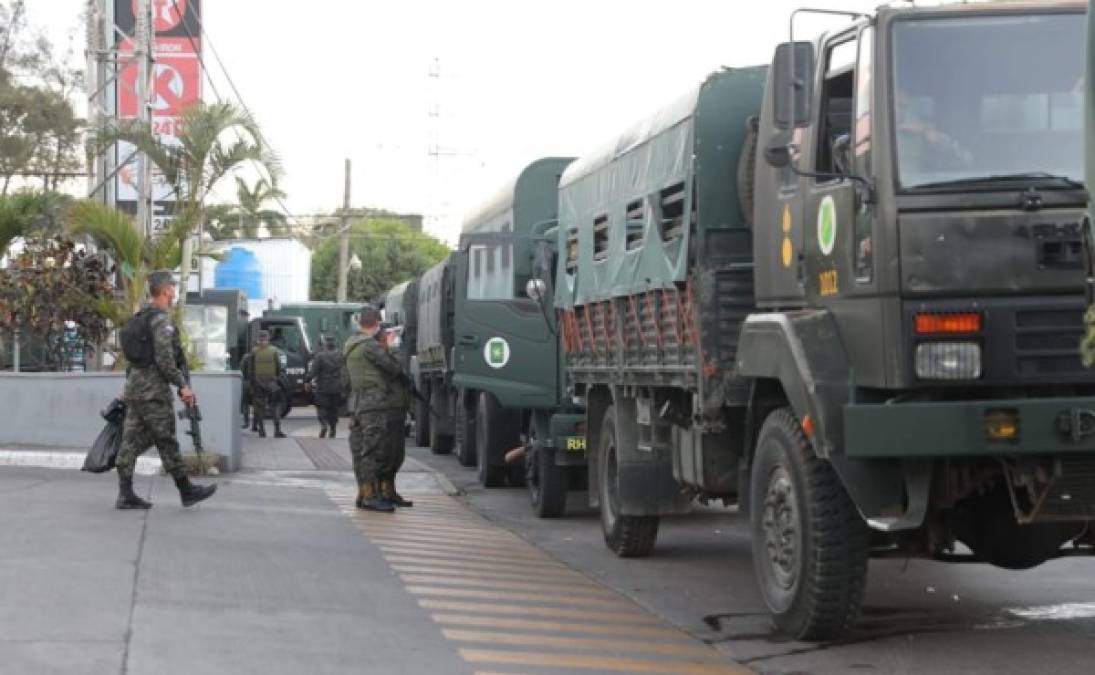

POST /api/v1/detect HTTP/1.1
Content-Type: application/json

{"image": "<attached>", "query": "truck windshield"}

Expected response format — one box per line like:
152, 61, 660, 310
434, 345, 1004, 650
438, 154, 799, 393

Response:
892, 13, 1084, 191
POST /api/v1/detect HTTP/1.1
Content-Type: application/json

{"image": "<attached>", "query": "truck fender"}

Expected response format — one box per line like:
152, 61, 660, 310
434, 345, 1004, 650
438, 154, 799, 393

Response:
736, 311, 930, 530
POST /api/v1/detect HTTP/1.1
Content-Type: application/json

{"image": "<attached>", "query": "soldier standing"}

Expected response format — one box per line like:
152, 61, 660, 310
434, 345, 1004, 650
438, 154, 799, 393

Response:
115, 271, 217, 510
378, 323, 413, 507
343, 305, 407, 512
250, 330, 287, 438
307, 336, 344, 438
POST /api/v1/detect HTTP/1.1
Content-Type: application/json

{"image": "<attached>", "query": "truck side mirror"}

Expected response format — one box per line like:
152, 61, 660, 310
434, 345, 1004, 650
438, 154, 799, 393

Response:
764, 142, 793, 169
772, 41, 814, 129
525, 278, 547, 303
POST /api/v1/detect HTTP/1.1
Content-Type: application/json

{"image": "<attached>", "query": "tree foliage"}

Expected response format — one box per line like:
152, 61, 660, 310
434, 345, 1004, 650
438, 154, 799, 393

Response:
310, 218, 450, 302
0, 2, 84, 195
205, 176, 288, 239
0, 236, 114, 370
94, 101, 281, 309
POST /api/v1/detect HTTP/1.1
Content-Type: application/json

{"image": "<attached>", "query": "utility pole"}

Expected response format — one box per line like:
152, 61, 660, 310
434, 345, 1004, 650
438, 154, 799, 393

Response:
336, 159, 352, 303
134, 0, 154, 237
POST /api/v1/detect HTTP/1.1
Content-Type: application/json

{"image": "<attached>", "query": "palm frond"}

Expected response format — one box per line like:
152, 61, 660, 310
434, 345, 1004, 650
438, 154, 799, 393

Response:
65, 200, 144, 272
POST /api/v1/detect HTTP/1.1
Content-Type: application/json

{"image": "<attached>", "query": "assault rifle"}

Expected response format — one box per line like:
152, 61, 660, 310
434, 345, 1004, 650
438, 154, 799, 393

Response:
176, 355, 207, 475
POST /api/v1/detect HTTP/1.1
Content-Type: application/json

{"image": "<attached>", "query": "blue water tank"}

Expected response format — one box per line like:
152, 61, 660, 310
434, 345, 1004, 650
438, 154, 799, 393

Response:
214, 247, 263, 300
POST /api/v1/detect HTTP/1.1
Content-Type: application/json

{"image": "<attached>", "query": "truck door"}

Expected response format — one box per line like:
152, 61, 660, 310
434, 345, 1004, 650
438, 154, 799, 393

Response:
452, 232, 559, 410
803, 31, 867, 302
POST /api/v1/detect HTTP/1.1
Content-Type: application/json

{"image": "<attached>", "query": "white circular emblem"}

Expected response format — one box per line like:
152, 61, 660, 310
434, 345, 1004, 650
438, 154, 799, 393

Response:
817, 195, 837, 256
483, 337, 510, 369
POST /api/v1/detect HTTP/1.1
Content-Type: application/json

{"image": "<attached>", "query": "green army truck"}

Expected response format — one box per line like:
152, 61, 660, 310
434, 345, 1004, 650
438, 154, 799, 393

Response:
377, 278, 419, 373
550, 2, 1092, 640
264, 301, 360, 351
450, 158, 583, 513
415, 254, 458, 451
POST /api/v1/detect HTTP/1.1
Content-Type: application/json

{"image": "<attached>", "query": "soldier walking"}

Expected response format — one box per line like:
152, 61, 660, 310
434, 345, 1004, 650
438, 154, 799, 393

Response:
307, 336, 344, 438
250, 330, 287, 438
115, 271, 217, 510
343, 305, 409, 512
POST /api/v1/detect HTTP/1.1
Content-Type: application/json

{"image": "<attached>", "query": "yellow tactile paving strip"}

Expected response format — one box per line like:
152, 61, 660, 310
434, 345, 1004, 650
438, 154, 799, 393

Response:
328, 491, 751, 675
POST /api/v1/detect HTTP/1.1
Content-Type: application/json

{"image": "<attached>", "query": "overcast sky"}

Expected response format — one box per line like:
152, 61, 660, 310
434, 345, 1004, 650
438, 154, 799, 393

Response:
28, 0, 887, 242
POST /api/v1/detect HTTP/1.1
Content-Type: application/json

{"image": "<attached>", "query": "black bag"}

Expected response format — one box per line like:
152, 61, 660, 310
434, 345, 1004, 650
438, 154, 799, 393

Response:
119, 308, 162, 368
83, 414, 124, 474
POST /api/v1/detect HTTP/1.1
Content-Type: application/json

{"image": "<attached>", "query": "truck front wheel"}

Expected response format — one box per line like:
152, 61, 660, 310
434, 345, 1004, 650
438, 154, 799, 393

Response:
599, 405, 658, 557
455, 394, 477, 467
528, 425, 568, 518
476, 392, 516, 487
750, 408, 869, 641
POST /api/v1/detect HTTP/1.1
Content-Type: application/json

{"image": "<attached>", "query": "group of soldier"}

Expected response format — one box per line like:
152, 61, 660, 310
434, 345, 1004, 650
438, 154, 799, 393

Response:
114, 272, 414, 514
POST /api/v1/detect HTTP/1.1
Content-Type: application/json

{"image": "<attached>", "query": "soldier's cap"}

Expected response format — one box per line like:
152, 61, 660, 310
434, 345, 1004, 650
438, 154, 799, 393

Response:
257, 329, 270, 341
358, 303, 382, 325
324, 335, 337, 348
148, 270, 175, 294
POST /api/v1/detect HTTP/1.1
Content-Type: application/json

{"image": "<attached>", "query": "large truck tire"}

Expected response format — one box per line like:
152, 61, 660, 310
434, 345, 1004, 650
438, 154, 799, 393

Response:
475, 391, 518, 487
428, 387, 453, 455
455, 392, 477, 467
413, 383, 430, 447
528, 426, 568, 518
599, 405, 659, 557
750, 408, 869, 642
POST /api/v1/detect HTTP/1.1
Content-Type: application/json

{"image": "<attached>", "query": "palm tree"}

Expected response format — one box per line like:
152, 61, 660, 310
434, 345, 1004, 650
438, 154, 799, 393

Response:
205, 176, 288, 239
95, 102, 281, 310
0, 192, 54, 259
66, 200, 183, 322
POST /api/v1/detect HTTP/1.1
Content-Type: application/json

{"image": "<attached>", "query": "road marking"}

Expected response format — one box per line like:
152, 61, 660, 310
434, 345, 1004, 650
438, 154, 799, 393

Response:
417, 600, 663, 624
390, 564, 587, 583
327, 486, 751, 674
459, 649, 751, 674
400, 574, 617, 595
432, 614, 691, 641
379, 546, 561, 568
444, 629, 720, 659
405, 585, 636, 608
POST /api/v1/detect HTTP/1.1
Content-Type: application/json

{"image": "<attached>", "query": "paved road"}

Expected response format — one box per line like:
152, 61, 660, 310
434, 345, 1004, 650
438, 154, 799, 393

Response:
0, 414, 751, 675
410, 438, 1095, 675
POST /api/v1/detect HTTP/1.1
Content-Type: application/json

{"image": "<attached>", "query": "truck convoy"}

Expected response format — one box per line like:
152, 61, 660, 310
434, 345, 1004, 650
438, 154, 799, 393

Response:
379, 1, 1094, 641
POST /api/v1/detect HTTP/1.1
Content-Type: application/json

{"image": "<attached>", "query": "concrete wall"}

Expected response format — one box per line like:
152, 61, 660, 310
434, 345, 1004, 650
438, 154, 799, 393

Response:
0, 372, 242, 471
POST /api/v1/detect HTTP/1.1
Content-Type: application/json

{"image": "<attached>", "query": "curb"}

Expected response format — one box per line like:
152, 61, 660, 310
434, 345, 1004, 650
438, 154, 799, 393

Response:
0, 449, 163, 475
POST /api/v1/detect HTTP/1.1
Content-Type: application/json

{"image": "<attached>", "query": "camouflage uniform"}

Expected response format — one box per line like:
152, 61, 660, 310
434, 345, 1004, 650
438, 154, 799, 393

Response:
343, 332, 407, 496
116, 307, 186, 480
307, 345, 344, 437
250, 343, 285, 437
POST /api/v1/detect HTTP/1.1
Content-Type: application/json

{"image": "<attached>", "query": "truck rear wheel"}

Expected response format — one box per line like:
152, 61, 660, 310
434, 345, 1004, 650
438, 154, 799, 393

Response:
413, 384, 430, 447
476, 392, 517, 487
599, 405, 659, 557
750, 408, 869, 641
455, 394, 477, 467
428, 388, 453, 455
528, 426, 568, 518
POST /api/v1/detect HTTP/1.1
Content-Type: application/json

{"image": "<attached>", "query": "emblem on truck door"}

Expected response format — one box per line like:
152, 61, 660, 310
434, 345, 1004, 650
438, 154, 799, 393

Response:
818, 195, 837, 256
483, 337, 511, 369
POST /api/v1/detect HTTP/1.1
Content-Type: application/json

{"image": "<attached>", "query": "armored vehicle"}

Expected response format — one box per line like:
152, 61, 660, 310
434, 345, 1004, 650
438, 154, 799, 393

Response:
551, 2, 1093, 640
264, 301, 360, 352
451, 158, 583, 513
378, 278, 419, 373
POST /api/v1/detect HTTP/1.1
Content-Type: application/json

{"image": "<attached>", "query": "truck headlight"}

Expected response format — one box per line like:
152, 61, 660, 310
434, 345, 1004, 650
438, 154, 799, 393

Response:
915, 342, 981, 380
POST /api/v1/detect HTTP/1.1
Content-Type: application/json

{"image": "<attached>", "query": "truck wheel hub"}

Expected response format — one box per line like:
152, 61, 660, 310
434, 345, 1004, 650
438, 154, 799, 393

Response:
762, 467, 799, 590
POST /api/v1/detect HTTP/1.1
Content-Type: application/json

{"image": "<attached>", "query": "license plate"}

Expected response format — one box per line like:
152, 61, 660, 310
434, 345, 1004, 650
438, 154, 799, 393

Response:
564, 437, 586, 452
286, 368, 305, 375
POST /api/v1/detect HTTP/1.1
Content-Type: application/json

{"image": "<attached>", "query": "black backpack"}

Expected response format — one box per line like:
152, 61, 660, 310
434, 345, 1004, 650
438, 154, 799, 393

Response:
120, 308, 163, 368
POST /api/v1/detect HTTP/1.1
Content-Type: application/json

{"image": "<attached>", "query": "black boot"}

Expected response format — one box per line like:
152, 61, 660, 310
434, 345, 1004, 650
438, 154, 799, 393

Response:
381, 479, 413, 507
174, 474, 217, 507
273, 421, 287, 439
115, 475, 152, 510
328, 424, 337, 439
257, 418, 266, 438
359, 482, 394, 513
319, 424, 328, 439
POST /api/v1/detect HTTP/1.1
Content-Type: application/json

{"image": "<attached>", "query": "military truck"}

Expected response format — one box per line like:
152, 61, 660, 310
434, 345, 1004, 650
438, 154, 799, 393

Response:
549, 2, 1092, 640
264, 301, 360, 352
415, 254, 458, 452
450, 158, 584, 512
377, 278, 418, 373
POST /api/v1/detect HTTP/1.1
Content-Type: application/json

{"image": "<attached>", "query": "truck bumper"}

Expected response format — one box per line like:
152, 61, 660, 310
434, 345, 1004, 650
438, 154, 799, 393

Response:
844, 396, 1095, 458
